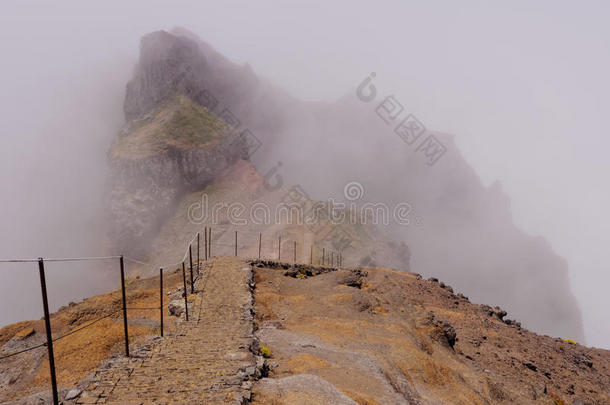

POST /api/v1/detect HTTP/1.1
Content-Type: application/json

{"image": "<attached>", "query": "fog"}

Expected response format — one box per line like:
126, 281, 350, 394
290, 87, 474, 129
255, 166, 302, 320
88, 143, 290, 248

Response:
0, 1, 608, 348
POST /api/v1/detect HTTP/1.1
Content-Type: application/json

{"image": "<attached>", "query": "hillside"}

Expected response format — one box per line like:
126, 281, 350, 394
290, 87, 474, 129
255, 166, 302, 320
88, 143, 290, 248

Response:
0, 258, 607, 404
252, 262, 609, 404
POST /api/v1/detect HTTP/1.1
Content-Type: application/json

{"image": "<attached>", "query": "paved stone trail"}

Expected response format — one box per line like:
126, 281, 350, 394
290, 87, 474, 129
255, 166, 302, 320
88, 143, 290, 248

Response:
78, 257, 256, 404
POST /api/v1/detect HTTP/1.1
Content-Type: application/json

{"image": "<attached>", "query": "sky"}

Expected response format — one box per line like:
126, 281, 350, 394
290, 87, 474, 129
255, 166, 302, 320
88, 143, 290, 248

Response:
0, 0, 608, 348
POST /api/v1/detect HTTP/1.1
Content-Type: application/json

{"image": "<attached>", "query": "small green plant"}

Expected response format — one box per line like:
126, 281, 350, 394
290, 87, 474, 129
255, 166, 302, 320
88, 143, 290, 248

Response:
564, 338, 577, 345
260, 344, 271, 358
296, 273, 306, 279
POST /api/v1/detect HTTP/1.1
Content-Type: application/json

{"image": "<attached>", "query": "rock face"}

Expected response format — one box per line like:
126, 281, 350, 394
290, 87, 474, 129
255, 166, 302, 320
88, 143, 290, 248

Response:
107, 43, 249, 257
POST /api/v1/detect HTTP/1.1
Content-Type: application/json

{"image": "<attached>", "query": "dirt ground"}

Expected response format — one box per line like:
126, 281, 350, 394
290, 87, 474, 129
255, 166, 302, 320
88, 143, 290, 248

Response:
250, 263, 610, 405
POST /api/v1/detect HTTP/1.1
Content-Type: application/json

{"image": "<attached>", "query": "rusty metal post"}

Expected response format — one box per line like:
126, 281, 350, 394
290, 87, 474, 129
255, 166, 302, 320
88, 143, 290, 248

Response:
278, 236, 281, 261
310, 245, 313, 265
293, 241, 296, 266
235, 230, 238, 257
204, 226, 208, 261
119, 256, 129, 357
208, 227, 212, 258
159, 268, 164, 337
182, 262, 189, 321
258, 233, 262, 259
189, 244, 194, 294
331, 252, 334, 267
38, 258, 59, 405
322, 248, 325, 266
197, 232, 200, 274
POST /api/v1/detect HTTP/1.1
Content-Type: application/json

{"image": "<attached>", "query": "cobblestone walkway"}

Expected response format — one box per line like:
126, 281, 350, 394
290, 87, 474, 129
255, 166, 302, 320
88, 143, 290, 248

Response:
77, 257, 256, 404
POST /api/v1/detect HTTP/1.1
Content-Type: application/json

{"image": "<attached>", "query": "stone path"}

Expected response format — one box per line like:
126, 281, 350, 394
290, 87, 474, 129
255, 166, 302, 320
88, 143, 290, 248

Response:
77, 257, 256, 404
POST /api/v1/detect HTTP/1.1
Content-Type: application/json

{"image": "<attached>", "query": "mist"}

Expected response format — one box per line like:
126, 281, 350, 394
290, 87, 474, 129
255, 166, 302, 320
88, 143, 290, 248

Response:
0, 1, 608, 349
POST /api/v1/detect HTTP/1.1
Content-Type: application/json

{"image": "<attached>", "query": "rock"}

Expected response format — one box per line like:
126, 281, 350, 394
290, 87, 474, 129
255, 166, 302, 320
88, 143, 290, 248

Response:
339, 269, 367, 289
524, 362, 537, 372
262, 320, 285, 329
428, 277, 439, 283
14, 327, 35, 340
65, 388, 82, 400
457, 293, 469, 301
481, 305, 508, 321
255, 374, 358, 405
439, 282, 454, 293
494, 307, 507, 320
431, 320, 457, 348
168, 299, 185, 316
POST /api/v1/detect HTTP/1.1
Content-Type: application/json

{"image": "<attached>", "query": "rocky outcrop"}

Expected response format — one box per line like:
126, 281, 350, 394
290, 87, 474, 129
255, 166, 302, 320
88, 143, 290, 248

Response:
107, 128, 246, 257
107, 33, 251, 257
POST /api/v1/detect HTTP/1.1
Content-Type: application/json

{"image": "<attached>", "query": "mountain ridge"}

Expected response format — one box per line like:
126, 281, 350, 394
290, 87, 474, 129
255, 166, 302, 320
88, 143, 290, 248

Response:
106, 29, 583, 343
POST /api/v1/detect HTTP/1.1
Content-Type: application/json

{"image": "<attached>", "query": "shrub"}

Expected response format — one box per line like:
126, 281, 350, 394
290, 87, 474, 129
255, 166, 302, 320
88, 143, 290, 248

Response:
260, 344, 271, 358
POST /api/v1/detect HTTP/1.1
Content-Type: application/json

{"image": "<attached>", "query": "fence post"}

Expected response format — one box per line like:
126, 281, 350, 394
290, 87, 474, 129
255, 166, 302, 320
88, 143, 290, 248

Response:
197, 232, 200, 274
310, 245, 313, 265
322, 248, 325, 266
38, 258, 58, 405
119, 256, 129, 357
189, 245, 194, 294
159, 268, 164, 337
208, 227, 212, 258
235, 230, 238, 257
182, 262, 189, 321
278, 236, 281, 261
331, 252, 334, 267
204, 226, 208, 261
293, 241, 296, 266
258, 233, 262, 259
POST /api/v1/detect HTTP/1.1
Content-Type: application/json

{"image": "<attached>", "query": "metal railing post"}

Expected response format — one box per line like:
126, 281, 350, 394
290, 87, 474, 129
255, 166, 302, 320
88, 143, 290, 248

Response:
189, 245, 194, 294
204, 226, 208, 261
182, 262, 189, 321
197, 232, 200, 274
119, 256, 129, 357
208, 228, 212, 258
278, 236, 281, 261
235, 230, 238, 257
322, 248, 325, 266
258, 233, 262, 259
159, 268, 164, 337
38, 258, 59, 405
293, 241, 296, 266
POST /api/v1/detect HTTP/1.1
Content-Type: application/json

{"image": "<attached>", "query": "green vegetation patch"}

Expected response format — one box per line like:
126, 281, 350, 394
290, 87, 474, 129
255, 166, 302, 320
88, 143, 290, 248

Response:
111, 95, 228, 160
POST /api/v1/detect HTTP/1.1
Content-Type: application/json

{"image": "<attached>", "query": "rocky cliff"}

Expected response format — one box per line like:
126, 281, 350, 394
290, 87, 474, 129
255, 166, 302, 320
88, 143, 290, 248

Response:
107, 94, 248, 258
